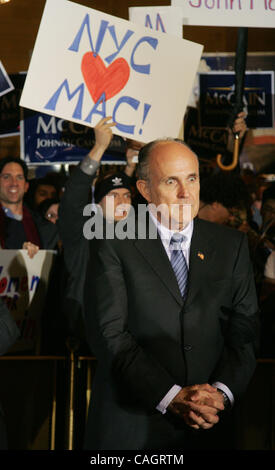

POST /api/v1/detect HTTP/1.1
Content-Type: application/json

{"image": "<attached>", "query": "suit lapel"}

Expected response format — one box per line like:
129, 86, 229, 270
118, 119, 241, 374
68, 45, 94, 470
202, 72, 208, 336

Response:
133, 214, 184, 306
133, 216, 216, 308
184, 217, 216, 308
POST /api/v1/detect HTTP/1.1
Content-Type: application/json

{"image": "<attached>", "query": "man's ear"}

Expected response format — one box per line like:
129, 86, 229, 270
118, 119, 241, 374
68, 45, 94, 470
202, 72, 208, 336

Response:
136, 179, 151, 203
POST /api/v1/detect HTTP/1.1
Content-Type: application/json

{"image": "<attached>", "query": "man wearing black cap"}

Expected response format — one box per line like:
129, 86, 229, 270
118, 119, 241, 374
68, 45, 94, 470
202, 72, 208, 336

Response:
94, 172, 132, 222
58, 117, 133, 353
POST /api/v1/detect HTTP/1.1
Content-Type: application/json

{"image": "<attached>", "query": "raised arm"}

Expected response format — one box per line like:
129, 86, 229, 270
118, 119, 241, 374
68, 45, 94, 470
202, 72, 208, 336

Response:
58, 117, 116, 246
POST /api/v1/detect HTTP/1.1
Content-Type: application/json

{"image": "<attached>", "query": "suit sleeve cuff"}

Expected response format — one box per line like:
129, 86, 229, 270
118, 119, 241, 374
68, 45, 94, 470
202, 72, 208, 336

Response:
212, 381, 234, 407
80, 155, 101, 176
156, 385, 182, 415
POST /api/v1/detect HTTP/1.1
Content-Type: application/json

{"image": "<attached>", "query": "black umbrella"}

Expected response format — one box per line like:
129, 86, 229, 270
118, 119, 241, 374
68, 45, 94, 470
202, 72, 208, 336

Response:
217, 27, 248, 171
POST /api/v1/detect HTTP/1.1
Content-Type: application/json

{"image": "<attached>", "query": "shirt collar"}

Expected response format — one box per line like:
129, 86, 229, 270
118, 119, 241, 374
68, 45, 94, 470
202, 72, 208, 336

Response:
149, 210, 193, 248
2, 206, 22, 221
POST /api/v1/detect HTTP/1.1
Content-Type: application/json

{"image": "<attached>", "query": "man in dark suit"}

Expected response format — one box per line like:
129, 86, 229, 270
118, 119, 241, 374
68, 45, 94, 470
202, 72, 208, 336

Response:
84, 138, 258, 450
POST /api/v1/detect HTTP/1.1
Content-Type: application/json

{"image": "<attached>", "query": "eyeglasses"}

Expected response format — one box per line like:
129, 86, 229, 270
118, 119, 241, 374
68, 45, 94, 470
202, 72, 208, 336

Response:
46, 212, 58, 220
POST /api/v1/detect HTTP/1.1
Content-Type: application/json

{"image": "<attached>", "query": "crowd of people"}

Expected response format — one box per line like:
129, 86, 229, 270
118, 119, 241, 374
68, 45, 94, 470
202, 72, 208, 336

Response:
0, 113, 274, 449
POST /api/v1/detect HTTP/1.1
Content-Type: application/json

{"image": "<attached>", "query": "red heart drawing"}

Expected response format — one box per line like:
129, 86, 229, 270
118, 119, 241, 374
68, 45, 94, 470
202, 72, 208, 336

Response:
81, 52, 130, 103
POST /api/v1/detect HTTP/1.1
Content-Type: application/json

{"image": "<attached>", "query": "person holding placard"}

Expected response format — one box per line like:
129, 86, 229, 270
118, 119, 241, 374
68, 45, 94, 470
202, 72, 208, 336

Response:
57, 117, 135, 354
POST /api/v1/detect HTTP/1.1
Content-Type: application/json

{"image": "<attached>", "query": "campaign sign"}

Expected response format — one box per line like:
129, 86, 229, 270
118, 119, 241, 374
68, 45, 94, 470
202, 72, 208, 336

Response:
0, 61, 14, 98
19, 0, 203, 143
199, 71, 274, 129
21, 110, 127, 165
172, 0, 275, 28
0, 73, 26, 137
128, 6, 183, 37
184, 106, 229, 159
0, 250, 55, 354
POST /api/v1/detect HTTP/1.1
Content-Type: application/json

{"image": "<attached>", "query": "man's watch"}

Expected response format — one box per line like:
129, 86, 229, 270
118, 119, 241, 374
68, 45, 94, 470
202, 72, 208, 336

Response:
217, 389, 231, 410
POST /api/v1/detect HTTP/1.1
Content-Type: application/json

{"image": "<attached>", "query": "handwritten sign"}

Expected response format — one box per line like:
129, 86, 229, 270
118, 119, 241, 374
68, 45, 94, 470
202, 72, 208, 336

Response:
184, 107, 230, 159
172, 0, 275, 28
19, 0, 203, 143
128, 6, 183, 37
0, 250, 55, 353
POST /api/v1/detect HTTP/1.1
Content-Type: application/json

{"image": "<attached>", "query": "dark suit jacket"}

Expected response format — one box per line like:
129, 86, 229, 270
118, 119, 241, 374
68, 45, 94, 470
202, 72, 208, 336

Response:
84, 217, 259, 450
57, 164, 96, 352
0, 203, 59, 250
0, 203, 41, 248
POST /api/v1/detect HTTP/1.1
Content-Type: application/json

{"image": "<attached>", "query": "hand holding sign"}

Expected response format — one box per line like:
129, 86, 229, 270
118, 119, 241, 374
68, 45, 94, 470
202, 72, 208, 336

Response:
86, 116, 117, 164
232, 111, 247, 139
93, 116, 116, 152
22, 242, 40, 259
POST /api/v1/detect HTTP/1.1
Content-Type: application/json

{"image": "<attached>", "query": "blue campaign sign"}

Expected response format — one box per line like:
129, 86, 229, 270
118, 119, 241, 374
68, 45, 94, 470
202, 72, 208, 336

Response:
199, 71, 274, 129
184, 106, 229, 160
21, 110, 127, 165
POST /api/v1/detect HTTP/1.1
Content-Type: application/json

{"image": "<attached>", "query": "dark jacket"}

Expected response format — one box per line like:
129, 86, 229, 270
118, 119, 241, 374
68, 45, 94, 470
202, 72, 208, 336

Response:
57, 164, 96, 351
0, 298, 20, 449
0, 203, 59, 250
84, 217, 259, 450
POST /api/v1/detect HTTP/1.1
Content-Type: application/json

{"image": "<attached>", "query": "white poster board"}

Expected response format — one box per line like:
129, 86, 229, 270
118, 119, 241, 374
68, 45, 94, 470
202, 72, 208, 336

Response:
20, 0, 203, 143
172, 0, 275, 28
128, 6, 183, 37
0, 250, 55, 353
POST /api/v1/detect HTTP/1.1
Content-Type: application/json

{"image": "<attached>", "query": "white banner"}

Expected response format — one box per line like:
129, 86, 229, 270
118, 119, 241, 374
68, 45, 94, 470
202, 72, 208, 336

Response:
128, 6, 183, 37
20, 0, 203, 143
0, 250, 55, 353
172, 0, 275, 28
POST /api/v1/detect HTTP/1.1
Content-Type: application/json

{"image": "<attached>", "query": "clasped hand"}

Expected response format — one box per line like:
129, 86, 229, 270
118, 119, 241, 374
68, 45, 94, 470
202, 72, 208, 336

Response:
168, 383, 224, 430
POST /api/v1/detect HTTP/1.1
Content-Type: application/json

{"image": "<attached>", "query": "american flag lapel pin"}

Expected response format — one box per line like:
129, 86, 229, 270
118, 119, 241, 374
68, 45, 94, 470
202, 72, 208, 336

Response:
197, 251, 204, 260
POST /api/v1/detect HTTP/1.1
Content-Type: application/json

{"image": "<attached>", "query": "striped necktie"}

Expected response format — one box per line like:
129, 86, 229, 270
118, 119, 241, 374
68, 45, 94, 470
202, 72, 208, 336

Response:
169, 232, 188, 298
